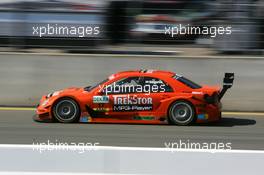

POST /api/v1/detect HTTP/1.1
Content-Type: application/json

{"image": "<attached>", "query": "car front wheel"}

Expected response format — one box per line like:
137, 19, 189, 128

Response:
52, 98, 80, 123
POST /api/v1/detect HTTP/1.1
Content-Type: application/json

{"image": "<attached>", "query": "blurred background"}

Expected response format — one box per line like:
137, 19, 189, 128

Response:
0, 0, 264, 111
0, 0, 263, 54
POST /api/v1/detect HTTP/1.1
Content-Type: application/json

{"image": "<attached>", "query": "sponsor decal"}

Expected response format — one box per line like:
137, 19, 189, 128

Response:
113, 94, 152, 105
79, 116, 92, 123
133, 116, 155, 120
145, 80, 163, 84
113, 105, 152, 111
93, 108, 110, 112
79, 112, 92, 123
113, 94, 153, 111
197, 114, 209, 120
93, 96, 109, 103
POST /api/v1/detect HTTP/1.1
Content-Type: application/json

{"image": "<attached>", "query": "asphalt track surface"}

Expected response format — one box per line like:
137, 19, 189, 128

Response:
0, 108, 263, 150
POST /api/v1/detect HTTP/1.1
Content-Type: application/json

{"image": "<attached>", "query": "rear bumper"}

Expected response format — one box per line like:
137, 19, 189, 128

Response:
196, 103, 222, 123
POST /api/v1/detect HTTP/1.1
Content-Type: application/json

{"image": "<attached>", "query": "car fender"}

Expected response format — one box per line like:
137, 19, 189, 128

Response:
158, 94, 200, 114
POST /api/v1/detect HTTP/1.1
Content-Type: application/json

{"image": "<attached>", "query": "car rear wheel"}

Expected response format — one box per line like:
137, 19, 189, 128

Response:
168, 100, 195, 126
52, 98, 80, 123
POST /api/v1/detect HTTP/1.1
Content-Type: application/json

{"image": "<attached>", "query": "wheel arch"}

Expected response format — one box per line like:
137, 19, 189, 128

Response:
166, 98, 197, 124
51, 96, 82, 121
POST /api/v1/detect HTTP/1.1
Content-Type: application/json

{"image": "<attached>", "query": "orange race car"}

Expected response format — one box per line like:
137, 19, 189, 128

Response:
34, 70, 234, 125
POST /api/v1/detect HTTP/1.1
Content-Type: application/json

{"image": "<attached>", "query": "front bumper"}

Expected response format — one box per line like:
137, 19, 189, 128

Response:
33, 114, 52, 123
35, 103, 53, 122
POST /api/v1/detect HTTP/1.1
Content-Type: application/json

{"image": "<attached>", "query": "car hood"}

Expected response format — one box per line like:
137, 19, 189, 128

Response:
62, 87, 82, 92
48, 87, 83, 97
58, 87, 84, 95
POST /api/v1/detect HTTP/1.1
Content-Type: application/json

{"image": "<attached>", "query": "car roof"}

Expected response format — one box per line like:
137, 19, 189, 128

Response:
114, 69, 175, 78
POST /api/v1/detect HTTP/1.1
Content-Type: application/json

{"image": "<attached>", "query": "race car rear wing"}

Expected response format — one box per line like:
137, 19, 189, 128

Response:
219, 73, 234, 100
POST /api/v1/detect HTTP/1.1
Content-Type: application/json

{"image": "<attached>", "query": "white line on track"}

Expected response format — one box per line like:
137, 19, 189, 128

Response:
0, 173, 121, 175
0, 144, 264, 154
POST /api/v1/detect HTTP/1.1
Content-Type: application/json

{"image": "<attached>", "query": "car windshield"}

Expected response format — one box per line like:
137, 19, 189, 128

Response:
173, 74, 202, 89
84, 78, 109, 91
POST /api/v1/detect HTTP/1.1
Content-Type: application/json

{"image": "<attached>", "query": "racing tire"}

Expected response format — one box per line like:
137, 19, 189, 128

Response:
52, 98, 80, 123
168, 100, 196, 126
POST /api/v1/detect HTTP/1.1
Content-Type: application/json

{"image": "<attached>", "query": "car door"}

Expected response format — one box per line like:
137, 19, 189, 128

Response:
140, 76, 174, 114
106, 76, 174, 118
104, 76, 144, 119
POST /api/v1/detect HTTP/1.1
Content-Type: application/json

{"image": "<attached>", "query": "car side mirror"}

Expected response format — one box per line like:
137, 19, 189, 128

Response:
98, 90, 106, 95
